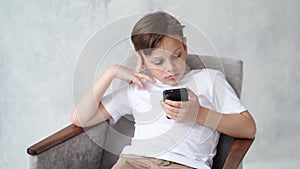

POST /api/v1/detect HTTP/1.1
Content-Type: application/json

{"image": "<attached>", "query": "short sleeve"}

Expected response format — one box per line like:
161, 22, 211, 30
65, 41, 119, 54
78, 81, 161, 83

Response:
211, 71, 247, 114
101, 86, 132, 124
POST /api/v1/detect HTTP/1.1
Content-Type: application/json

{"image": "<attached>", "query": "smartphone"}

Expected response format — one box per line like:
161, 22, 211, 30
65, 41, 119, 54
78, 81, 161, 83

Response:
163, 88, 189, 101
163, 88, 189, 119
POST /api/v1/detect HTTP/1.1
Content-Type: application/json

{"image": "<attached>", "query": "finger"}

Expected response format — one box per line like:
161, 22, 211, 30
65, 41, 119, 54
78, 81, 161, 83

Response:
132, 76, 144, 88
165, 100, 182, 108
186, 87, 197, 99
167, 112, 178, 119
163, 101, 180, 114
136, 73, 156, 84
160, 100, 168, 113
164, 109, 178, 119
160, 100, 178, 119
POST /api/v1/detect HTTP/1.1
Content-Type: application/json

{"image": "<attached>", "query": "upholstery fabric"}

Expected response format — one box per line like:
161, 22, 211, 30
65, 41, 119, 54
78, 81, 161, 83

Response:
28, 122, 108, 169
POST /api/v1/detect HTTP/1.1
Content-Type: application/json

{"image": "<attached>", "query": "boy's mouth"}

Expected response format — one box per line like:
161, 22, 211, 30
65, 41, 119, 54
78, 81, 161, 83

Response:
165, 73, 179, 80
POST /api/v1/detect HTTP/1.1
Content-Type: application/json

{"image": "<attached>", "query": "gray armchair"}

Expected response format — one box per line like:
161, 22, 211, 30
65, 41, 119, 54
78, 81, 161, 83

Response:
27, 54, 254, 169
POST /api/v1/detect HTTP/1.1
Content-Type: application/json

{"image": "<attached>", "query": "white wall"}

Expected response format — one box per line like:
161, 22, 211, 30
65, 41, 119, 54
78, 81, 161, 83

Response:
1, 0, 299, 168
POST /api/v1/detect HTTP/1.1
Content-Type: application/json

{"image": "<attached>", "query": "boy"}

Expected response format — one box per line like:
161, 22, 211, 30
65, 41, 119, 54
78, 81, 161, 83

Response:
71, 11, 256, 169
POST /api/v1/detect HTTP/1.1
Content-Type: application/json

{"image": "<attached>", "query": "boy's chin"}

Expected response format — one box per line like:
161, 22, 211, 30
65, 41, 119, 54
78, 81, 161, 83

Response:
162, 79, 181, 86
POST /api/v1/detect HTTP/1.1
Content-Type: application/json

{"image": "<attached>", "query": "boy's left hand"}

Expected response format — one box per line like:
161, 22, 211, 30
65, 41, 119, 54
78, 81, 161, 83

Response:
160, 88, 200, 122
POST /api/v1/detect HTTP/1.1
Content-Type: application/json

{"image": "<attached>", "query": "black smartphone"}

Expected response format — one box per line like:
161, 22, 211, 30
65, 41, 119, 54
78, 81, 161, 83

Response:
163, 88, 189, 119
163, 88, 189, 101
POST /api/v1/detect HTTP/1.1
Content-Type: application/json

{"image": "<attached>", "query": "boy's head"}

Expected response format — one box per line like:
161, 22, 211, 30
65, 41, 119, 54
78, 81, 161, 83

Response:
131, 11, 188, 85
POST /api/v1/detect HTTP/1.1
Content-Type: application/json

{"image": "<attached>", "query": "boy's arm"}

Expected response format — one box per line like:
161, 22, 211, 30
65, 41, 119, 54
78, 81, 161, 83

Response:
70, 66, 116, 127
197, 108, 256, 139
71, 102, 111, 128
71, 64, 155, 127
162, 88, 256, 139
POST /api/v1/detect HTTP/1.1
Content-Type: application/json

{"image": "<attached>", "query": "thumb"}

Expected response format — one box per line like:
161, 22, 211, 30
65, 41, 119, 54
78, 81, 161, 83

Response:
186, 87, 197, 100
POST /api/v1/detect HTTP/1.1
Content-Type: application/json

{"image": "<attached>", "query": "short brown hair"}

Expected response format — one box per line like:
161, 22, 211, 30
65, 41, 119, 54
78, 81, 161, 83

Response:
131, 11, 185, 56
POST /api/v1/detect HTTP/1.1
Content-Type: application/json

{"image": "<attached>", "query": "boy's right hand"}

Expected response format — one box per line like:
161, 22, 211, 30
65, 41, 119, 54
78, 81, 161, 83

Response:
111, 64, 156, 88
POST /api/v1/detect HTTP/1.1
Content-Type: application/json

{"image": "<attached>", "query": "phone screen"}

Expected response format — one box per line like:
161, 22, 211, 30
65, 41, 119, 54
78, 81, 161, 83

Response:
163, 88, 188, 101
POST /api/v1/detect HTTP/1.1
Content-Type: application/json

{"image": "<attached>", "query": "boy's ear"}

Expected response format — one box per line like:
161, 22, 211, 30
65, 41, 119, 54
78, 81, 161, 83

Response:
182, 43, 187, 51
182, 37, 187, 51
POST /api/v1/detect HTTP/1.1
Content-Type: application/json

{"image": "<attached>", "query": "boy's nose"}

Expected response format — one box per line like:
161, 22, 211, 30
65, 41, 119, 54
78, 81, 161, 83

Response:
165, 60, 176, 73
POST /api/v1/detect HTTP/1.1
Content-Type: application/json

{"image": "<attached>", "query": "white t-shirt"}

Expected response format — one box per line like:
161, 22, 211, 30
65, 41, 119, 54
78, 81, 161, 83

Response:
102, 69, 246, 169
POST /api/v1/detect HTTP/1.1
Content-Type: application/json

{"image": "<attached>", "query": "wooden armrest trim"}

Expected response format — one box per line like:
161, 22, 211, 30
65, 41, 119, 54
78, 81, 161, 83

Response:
27, 124, 84, 155
223, 138, 254, 169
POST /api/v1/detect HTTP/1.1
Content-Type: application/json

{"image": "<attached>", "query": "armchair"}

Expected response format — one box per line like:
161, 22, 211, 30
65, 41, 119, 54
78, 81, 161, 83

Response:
27, 54, 254, 169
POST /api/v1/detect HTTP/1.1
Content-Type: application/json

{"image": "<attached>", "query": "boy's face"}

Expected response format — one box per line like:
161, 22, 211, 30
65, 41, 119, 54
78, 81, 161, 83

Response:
142, 36, 188, 85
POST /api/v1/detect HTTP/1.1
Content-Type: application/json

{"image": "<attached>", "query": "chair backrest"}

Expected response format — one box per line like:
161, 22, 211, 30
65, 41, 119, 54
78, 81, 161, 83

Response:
100, 54, 243, 169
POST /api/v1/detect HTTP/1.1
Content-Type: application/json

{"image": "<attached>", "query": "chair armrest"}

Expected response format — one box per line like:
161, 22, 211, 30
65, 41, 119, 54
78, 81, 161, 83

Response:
223, 138, 255, 169
27, 124, 84, 155
27, 122, 108, 169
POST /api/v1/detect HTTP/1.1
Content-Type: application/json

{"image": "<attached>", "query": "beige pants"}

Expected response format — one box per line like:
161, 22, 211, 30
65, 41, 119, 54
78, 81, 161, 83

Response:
112, 154, 195, 169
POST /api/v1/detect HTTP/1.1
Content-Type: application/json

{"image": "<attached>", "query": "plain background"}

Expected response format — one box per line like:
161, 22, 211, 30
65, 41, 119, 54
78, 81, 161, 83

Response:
1, 0, 300, 169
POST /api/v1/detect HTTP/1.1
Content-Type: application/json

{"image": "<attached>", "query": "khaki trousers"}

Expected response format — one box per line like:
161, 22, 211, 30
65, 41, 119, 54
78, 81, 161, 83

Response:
112, 154, 195, 169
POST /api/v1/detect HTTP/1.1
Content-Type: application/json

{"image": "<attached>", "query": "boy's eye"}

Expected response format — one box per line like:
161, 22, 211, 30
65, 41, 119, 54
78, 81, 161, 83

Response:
152, 60, 163, 65
153, 61, 162, 65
